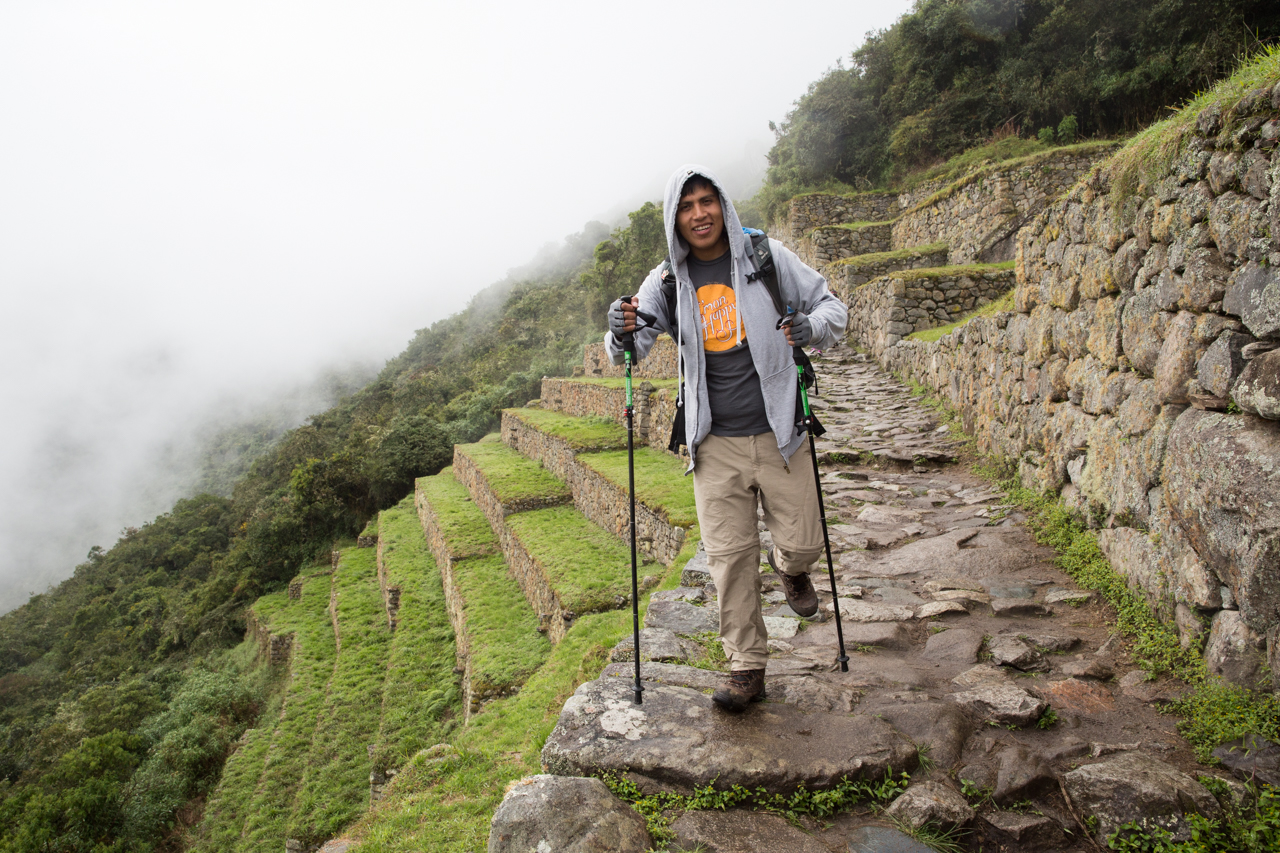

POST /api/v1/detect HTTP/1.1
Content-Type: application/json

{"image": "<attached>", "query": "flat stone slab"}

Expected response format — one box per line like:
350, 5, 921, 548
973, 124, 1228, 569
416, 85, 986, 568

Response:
947, 682, 1047, 727
671, 809, 829, 853
541, 676, 917, 794
826, 599, 915, 622
610, 628, 702, 663
644, 599, 718, 635
922, 628, 984, 663
991, 598, 1051, 617
488, 775, 651, 853
846, 825, 935, 853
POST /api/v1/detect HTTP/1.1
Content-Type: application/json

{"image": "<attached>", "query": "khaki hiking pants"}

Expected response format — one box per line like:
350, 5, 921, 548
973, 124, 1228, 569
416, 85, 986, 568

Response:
693, 432, 824, 670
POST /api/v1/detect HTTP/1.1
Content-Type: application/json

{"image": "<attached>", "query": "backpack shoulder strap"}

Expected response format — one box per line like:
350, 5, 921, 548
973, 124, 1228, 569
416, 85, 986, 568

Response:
744, 229, 788, 319
659, 259, 678, 332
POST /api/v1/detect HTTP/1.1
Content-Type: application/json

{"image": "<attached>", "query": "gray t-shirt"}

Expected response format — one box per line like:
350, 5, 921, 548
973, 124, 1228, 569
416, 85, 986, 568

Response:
688, 251, 771, 437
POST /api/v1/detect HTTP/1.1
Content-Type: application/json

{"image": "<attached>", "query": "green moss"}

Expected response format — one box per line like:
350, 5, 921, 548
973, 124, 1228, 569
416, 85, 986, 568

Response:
908, 291, 1017, 343
829, 242, 949, 269
888, 261, 1015, 282
505, 408, 626, 451
454, 438, 572, 507
505, 506, 663, 615
456, 554, 550, 694
416, 471, 498, 559
578, 447, 698, 528
370, 498, 463, 772
828, 220, 893, 231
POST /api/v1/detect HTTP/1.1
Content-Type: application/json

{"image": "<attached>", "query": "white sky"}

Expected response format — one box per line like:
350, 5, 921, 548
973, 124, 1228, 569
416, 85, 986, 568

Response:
0, 0, 914, 611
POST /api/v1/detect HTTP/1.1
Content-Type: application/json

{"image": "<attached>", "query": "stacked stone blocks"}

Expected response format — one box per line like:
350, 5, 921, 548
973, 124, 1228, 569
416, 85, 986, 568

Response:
872, 85, 1280, 689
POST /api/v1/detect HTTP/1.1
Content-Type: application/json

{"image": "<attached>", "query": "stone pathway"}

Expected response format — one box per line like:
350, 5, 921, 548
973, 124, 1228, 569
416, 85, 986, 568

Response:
530, 342, 1236, 853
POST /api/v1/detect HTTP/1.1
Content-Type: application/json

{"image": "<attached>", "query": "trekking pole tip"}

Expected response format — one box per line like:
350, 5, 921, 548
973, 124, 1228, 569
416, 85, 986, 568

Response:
837, 654, 849, 673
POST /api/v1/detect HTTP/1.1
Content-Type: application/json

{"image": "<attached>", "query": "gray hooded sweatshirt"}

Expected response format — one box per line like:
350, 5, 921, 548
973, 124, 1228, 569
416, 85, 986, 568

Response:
605, 164, 848, 471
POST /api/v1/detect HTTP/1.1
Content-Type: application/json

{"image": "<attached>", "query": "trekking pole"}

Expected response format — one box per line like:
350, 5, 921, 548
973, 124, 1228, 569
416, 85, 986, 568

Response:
620, 297, 658, 704
781, 315, 849, 673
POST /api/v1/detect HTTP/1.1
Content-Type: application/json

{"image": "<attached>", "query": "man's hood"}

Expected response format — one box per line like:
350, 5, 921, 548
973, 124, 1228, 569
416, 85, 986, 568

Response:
662, 164, 747, 269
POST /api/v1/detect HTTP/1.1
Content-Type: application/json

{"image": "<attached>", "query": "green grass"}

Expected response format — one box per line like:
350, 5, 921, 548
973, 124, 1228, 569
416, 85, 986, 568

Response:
346, 534, 701, 853
219, 572, 339, 853
1106, 45, 1280, 217
505, 407, 627, 450
881, 260, 1016, 284
505, 506, 663, 615
286, 546, 392, 845
416, 470, 498, 559
829, 242, 949, 269
899, 140, 1121, 213
907, 290, 1016, 343
370, 498, 462, 773
578, 446, 698, 528
455, 436, 572, 507
456, 554, 550, 697
829, 219, 893, 231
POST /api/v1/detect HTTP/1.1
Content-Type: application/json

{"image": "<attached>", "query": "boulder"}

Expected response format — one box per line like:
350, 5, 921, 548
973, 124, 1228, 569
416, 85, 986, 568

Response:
610, 628, 702, 663
1197, 331, 1254, 398
1063, 752, 1221, 843
923, 628, 984, 663
1162, 409, 1280, 629
872, 703, 974, 768
1212, 734, 1280, 787
1224, 261, 1280, 339
1232, 348, 1280, 420
994, 744, 1057, 804
1204, 610, 1268, 687
541, 676, 917, 794
487, 775, 651, 853
846, 825, 935, 853
981, 811, 1067, 848
986, 635, 1048, 671
883, 781, 974, 830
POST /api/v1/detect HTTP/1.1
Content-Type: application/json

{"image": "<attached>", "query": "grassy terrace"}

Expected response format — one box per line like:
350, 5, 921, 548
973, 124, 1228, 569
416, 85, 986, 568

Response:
371, 497, 463, 772
907, 290, 1016, 343
827, 219, 893, 231
287, 546, 391, 845
828, 242, 947, 269
855, 260, 1016, 290
347, 533, 701, 853
417, 468, 499, 559
418, 471, 549, 702
505, 506, 662, 615
578, 447, 698, 528
455, 436, 571, 508
505, 407, 627, 451
194, 570, 338, 853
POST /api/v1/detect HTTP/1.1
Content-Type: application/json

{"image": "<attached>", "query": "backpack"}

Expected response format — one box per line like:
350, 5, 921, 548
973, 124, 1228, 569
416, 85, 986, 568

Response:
660, 228, 823, 452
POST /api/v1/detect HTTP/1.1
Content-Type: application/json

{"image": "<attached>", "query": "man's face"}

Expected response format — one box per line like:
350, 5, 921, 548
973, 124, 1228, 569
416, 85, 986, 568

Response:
676, 182, 727, 261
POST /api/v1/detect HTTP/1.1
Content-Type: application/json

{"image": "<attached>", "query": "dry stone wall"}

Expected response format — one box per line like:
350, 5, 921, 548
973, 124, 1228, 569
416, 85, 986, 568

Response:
501, 412, 687, 565
845, 267, 1017, 355
826, 245, 950, 298
777, 191, 900, 245
874, 88, 1280, 690
245, 607, 294, 667
892, 147, 1117, 265
582, 337, 678, 379
798, 222, 894, 269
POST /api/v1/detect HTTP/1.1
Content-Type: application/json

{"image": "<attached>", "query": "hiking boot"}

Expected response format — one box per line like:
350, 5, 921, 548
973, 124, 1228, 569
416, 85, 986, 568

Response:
712, 669, 765, 711
768, 547, 818, 617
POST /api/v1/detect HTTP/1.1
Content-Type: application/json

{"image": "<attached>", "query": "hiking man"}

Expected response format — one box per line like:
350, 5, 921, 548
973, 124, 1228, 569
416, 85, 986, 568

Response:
605, 165, 848, 711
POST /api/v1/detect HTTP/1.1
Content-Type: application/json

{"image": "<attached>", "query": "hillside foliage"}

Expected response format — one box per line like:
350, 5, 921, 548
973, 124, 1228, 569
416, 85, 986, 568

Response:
764, 0, 1280, 198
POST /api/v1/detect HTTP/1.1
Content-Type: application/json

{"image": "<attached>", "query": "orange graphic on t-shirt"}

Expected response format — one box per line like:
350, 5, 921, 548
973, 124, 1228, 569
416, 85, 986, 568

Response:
697, 283, 745, 353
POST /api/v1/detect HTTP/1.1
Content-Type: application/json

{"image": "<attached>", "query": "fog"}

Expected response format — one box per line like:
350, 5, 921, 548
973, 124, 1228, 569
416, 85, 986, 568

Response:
0, 0, 912, 613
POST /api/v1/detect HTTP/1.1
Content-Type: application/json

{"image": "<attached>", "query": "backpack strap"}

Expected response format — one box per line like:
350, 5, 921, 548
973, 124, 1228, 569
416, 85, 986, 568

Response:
744, 229, 788, 319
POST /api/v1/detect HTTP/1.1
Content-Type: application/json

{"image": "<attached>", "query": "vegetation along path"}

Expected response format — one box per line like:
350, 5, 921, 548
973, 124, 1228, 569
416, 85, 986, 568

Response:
522, 341, 1259, 853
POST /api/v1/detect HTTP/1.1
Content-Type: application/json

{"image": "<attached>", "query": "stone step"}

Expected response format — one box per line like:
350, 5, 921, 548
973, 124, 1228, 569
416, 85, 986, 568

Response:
798, 220, 895, 268
537, 376, 680, 453
823, 242, 949, 304
450, 439, 664, 644
501, 408, 694, 566
415, 470, 550, 720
